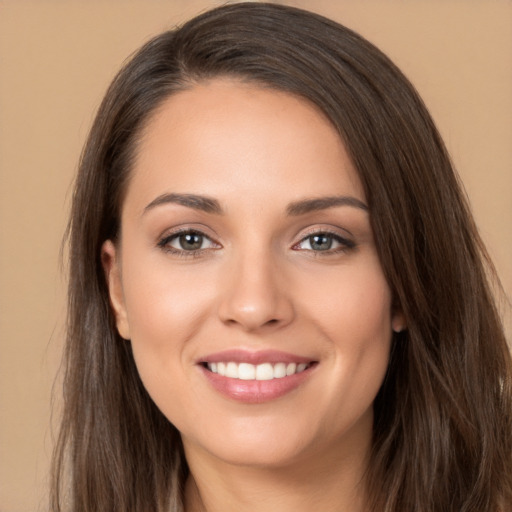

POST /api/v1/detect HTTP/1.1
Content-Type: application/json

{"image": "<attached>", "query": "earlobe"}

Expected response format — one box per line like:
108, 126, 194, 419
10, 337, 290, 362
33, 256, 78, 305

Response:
391, 310, 406, 333
101, 240, 131, 340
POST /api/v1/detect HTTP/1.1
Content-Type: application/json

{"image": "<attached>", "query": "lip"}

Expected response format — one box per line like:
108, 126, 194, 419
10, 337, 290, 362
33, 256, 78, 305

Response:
198, 349, 313, 365
197, 349, 317, 404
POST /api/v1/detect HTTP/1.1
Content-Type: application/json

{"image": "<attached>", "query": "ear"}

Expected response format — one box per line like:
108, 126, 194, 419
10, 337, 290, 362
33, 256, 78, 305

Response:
391, 309, 406, 333
101, 240, 131, 340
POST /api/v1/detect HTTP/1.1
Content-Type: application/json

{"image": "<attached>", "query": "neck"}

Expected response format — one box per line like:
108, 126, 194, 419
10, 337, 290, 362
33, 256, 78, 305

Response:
183, 436, 370, 512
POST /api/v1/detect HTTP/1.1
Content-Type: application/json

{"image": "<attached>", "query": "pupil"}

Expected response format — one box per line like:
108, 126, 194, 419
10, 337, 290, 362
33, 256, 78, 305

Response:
180, 233, 202, 250
310, 234, 332, 251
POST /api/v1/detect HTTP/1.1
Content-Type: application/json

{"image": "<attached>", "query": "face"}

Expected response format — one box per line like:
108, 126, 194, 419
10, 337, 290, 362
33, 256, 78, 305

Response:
103, 79, 403, 470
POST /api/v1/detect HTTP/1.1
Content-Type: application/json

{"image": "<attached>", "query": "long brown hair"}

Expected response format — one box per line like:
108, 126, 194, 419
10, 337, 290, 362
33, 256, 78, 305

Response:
51, 3, 512, 511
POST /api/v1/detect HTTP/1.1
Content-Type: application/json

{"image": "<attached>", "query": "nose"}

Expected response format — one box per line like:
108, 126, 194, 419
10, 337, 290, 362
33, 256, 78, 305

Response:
217, 251, 294, 332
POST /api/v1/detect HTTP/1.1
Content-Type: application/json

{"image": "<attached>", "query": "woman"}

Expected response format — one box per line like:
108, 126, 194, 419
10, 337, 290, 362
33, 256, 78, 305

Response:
51, 2, 512, 511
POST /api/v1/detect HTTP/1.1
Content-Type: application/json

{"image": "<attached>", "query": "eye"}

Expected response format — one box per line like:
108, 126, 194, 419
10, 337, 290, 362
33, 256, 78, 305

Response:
158, 229, 219, 254
295, 232, 355, 253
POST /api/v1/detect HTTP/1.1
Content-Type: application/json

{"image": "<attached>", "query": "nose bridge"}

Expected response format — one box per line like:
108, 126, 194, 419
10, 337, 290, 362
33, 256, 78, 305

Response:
218, 241, 293, 331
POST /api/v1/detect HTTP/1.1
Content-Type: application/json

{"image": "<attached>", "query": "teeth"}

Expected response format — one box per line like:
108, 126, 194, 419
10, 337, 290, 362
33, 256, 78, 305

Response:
286, 363, 297, 376
225, 362, 238, 378
274, 362, 286, 378
238, 363, 255, 380
256, 363, 274, 380
206, 361, 311, 380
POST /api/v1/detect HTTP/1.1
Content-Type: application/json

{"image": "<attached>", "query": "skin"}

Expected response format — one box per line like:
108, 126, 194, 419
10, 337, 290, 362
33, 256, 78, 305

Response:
103, 79, 404, 512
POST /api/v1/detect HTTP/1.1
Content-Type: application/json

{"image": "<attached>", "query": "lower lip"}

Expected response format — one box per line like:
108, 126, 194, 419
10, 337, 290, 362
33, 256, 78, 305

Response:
199, 364, 316, 404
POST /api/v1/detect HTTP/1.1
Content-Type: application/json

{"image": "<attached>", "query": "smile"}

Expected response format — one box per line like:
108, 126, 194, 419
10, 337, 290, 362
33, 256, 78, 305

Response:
205, 361, 311, 380
198, 350, 318, 403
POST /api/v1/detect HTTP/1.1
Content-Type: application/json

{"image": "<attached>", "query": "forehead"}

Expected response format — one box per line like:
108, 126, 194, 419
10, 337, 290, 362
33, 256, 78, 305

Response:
125, 79, 365, 214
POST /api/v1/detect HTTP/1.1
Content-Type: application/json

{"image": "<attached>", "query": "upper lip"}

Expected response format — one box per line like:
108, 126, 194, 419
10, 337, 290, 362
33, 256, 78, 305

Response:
198, 349, 315, 365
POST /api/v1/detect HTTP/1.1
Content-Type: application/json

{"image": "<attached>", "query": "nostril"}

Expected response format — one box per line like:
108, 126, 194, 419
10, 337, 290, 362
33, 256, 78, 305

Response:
217, 284, 295, 331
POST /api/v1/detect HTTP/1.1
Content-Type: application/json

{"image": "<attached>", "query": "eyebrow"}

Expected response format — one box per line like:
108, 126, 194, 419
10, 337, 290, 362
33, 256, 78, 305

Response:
143, 193, 368, 217
286, 196, 368, 216
143, 193, 223, 215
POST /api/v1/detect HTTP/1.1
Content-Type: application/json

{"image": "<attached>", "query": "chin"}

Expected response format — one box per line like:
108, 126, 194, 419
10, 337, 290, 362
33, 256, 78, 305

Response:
180, 405, 374, 471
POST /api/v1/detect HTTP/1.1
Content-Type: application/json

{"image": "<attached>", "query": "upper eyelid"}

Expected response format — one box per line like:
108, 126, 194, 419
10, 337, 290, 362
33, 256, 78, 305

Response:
157, 229, 221, 258
292, 227, 356, 250
294, 225, 354, 241
157, 229, 220, 252
158, 225, 219, 242
156, 225, 354, 248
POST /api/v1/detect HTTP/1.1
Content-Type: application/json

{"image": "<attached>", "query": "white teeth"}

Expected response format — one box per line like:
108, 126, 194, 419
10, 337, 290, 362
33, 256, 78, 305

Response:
286, 363, 297, 376
206, 361, 311, 380
238, 362, 255, 380
274, 362, 286, 378
225, 362, 238, 378
256, 363, 274, 380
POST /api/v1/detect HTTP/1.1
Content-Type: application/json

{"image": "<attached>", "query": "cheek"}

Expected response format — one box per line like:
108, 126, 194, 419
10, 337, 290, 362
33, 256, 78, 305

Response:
299, 256, 393, 344
119, 251, 223, 401
122, 249, 215, 340
297, 259, 393, 414
120, 259, 214, 424
331, 267, 392, 382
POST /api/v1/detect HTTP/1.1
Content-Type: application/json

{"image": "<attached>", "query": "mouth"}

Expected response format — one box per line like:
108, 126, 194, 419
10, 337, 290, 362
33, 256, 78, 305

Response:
202, 361, 314, 380
197, 350, 318, 403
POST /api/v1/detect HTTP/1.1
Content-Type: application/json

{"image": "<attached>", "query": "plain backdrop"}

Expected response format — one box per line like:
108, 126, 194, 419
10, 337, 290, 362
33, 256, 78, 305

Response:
0, 1, 511, 510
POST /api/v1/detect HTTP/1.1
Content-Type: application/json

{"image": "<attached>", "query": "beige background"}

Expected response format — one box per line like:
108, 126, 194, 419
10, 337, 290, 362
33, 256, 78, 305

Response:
0, 1, 510, 510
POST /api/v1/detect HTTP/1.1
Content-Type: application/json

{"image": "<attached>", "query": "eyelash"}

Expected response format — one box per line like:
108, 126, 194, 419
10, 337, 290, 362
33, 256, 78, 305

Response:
292, 229, 356, 255
157, 229, 220, 258
157, 228, 356, 257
